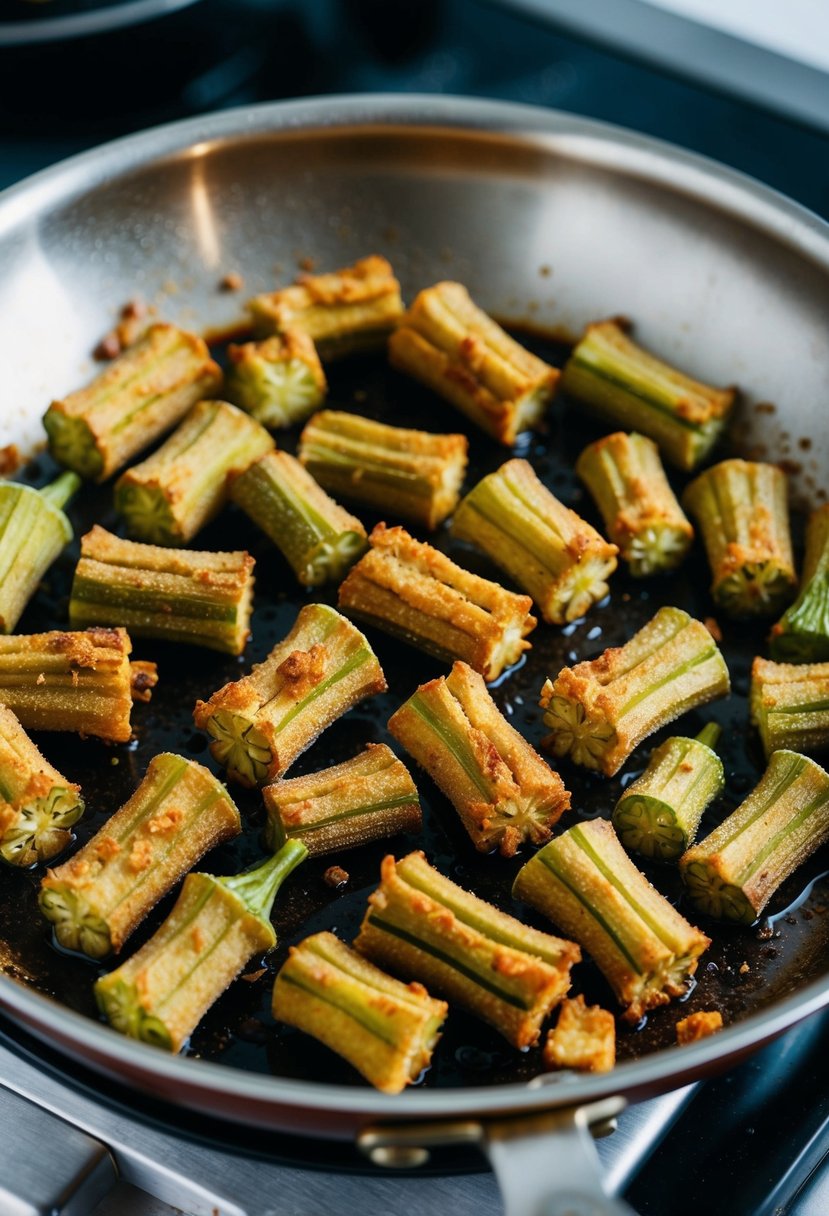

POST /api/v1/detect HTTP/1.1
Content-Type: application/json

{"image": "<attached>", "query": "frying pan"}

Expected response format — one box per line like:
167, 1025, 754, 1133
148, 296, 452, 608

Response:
1, 96, 828, 1216
0, 0, 202, 46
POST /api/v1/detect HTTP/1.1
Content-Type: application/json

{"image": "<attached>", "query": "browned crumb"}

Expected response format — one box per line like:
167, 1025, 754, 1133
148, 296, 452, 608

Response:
219, 272, 244, 293
35, 673, 45, 685
297, 255, 316, 273
543, 995, 615, 1073
324, 865, 350, 889
241, 967, 268, 983
539, 264, 552, 277
739, 961, 750, 975
676, 1010, 723, 1044
128, 839, 153, 873
0, 444, 21, 475
93, 331, 122, 361
754, 401, 776, 414
130, 660, 158, 702
704, 616, 723, 643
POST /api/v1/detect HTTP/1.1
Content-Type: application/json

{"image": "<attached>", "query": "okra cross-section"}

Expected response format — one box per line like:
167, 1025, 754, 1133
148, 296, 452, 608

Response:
680, 749, 829, 924
298, 410, 468, 530
115, 399, 274, 546
682, 459, 797, 618
193, 603, 387, 787
0, 472, 80, 634
230, 451, 367, 588
388, 281, 559, 445
514, 819, 710, 1022
771, 504, 829, 663
750, 657, 829, 760
388, 660, 570, 857
451, 458, 618, 625
95, 839, 307, 1051
43, 324, 222, 482
69, 526, 255, 656
226, 331, 327, 428
264, 743, 421, 857
540, 605, 730, 776
355, 851, 580, 1049
338, 523, 536, 682
0, 706, 84, 867
559, 319, 736, 471
273, 931, 448, 1093
39, 752, 241, 958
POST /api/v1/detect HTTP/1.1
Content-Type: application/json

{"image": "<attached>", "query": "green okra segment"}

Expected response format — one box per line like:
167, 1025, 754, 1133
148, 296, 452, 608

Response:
750, 657, 829, 759
575, 432, 694, 578
115, 399, 274, 546
273, 930, 448, 1094
772, 504, 829, 663
514, 818, 710, 1023
612, 723, 724, 862
540, 606, 730, 777
264, 743, 421, 857
683, 460, 797, 618
230, 451, 367, 588
43, 324, 222, 482
193, 603, 387, 788
388, 660, 570, 858
560, 319, 736, 471
451, 458, 618, 625
39, 752, 241, 959
69, 526, 255, 656
0, 705, 84, 867
355, 851, 580, 1049
226, 331, 327, 428
95, 839, 307, 1052
680, 749, 829, 924
0, 472, 81, 634
298, 410, 468, 531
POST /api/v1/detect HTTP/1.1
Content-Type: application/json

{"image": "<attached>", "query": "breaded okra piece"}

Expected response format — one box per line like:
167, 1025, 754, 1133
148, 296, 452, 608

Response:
514, 818, 710, 1022
389, 282, 559, 445
248, 256, 404, 358
682, 460, 797, 618
115, 399, 274, 546
264, 743, 421, 857
0, 472, 81, 634
43, 324, 222, 482
771, 505, 829, 663
273, 931, 447, 1093
543, 995, 616, 1074
338, 523, 536, 682
229, 451, 367, 588
388, 661, 570, 857
298, 410, 468, 530
356, 851, 580, 1049
540, 606, 730, 777
0, 706, 84, 866
69, 526, 255, 656
39, 752, 241, 958
451, 459, 618, 625
575, 432, 693, 577
680, 750, 829, 924
96, 839, 306, 1051
560, 319, 736, 471
193, 603, 386, 787
612, 723, 724, 862
750, 658, 829, 759
226, 331, 327, 428
0, 627, 154, 743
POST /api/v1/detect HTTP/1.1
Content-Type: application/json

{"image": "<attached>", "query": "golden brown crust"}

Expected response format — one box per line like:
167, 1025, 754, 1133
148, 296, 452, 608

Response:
675, 1010, 723, 1044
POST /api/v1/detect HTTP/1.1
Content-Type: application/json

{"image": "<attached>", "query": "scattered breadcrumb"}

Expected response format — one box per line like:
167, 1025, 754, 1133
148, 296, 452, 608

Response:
739, 961, 750, 975
219, 272, 244, 292
676, 1010, 723, 1044
543, 995, 616, 1073
323, 865, 349, 889
0, 444, 21, 476
704, 617, 723, 643
241, 967, 268, 983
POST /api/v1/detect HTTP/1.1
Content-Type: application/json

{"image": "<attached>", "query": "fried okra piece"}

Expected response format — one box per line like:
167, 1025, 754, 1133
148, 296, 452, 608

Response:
39, 752, 241, 958
560, 319, 736, 471
338, 523, 536, 682
451, 458, 618, 625
540, 606, 730, 777
115, 400, 274, 546
388, 661, 570, 857
676, 1010, 723, 1045
193, 603, 386, 787
69, 526, 255, 656
299, 410, 468, 531
771, 504, 829, 663
514, 818, 710, 1023
96, 839, 306, 1051
612, 723, 724, 862
680, 749, 829, 924
273, 930, 447, 1093
226, 331, 327, 428
0, 472, 81, 634
248, 255, 404, 359
229, 451, 367, 588
43, 324, 222, 482
0, 627, 153, 743
750, 657, 829, 759
575, 432, 694, 577
543, 995, 616, 1074
682, 459, 797, 618
356, 851, 580, 1049
0, 706, 84, 867
264, 743, 421, 857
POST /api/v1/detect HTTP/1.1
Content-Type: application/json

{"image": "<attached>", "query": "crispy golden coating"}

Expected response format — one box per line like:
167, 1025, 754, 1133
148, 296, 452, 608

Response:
750, 657, 829, 758
675, 1010, 723, 1045
543, 995, 616, 1073
0, 705, 84, 866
